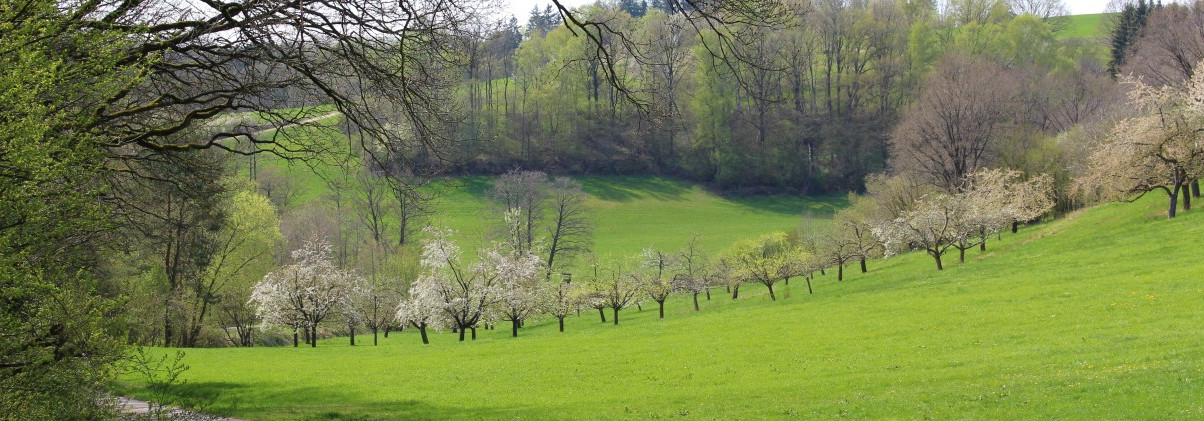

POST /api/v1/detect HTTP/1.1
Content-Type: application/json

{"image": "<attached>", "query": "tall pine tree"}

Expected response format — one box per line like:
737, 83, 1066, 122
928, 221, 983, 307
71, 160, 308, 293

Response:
528, 4, 560, 34
620, 0, 649, 18
1109, 0, 1158, 77
649, 0, 675, 13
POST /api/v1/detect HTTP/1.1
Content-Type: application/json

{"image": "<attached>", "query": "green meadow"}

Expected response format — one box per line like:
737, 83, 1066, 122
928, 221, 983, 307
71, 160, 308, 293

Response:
1059, 13, 1111, 39
115, 193, 1204, 420
255, 119, 844, 257
422, 176, 844, 257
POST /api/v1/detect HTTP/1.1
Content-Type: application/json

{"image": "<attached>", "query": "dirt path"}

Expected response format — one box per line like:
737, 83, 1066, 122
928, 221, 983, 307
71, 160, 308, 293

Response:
250, 111, 341, 136
206, 110, 341, 132
242, 111, 341, 137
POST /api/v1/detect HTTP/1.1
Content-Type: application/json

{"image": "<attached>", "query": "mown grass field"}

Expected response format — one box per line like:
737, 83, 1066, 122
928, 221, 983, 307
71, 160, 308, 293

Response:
115, 194, 1204, 420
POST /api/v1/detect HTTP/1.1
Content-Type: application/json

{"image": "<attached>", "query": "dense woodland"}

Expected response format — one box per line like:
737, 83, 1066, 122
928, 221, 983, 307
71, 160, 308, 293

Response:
5, 0, 1204, 419
442, 0, 1114, 193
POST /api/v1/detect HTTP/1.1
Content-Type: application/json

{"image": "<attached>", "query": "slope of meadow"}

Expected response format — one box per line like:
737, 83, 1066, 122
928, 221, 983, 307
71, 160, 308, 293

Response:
116, 194, 1204, 420
253, 119, 844, 257
422, 176, 843, 257
1059, 13, 1111, 39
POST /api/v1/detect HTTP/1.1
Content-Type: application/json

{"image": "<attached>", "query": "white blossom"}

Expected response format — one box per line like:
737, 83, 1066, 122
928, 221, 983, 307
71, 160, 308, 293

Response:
249, 238, 363, 347
415, 226, 544, 340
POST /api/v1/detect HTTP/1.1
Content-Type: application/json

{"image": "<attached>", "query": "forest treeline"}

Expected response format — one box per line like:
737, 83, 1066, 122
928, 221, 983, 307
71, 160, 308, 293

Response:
440, 0, 1113, 193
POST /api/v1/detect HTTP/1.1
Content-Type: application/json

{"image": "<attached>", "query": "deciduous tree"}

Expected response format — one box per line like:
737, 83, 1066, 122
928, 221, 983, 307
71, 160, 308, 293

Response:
674, 236, 712, 310
250, 239, 364, 348
493, 241, 547, 337
1077, 70, 1204, 218
547, 273, 581, 332
597, 260, 641, 325
874, 193, 967, 270
209, 189, 282, 347
725, 232, 799, 300
418, 226, 543, 341
395, 273, 447, 345
890, 56, 1018, 191
632, 248, 679, 319
545, 177, 593, 277
490, 170, 549, 253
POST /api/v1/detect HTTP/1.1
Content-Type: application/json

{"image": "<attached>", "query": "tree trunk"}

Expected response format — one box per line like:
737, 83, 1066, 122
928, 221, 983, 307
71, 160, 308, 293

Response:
820, 268, 826, 276
471, 327, 477, 340
458, 326, 466, 341
511, 319, 519, 337
293, 326, 299, 348
310, 325, 317, 348
657, 301, 665, 319
1169, 185, 1180, 219
373, 328, 378, 346
860, 258, 867, 273
838, 264, 843, 282
612, 307, 620, 325
384, 326, 390, 338
766, 283, 776, 301
1011, 221, 1018, 233
598, 307, 606, 323
933, 252, 944, 270
419, 326, 429, 344
693, 293, 700, 311
558, 317, 565, 332
958, 246, 965, 263
1192, 179, 1200, 198
705, 288, 711, 300
805, 276, 813, 295
1183, 182, 1192, 211
732, 284, 740, 300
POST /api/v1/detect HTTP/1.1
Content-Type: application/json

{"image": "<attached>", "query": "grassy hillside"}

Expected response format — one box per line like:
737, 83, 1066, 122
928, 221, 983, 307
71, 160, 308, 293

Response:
1059, 13, 1111, 39
254, 119, 844, 258
115, 194, 1204, 420
424, 176, 843, 257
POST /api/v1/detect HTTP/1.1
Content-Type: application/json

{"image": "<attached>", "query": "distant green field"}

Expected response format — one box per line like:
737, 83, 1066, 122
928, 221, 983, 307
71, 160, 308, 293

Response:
116, 194, 1204, 420
254, 118, 844, 259
424, 176, 843, 258
1059, 13, 1111, 39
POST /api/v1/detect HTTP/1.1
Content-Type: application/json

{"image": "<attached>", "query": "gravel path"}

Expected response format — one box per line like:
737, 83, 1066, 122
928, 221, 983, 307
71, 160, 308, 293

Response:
117, 396, 243, 421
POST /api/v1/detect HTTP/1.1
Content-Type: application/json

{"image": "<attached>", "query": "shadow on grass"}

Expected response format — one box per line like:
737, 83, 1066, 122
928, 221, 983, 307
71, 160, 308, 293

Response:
118, 381, 248, 418
305, 399, 526, 421
428, 176, 494, 199
723, 194, 849, 216
577, 176, 689, 202
446, 176, 494, 198
149, 381, 526, 421
433, 175, 846, 217
433, 175, 693, 203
